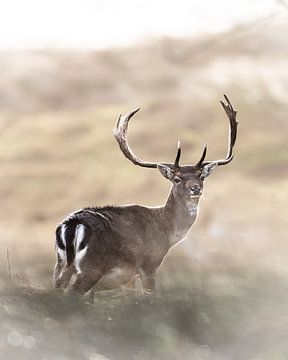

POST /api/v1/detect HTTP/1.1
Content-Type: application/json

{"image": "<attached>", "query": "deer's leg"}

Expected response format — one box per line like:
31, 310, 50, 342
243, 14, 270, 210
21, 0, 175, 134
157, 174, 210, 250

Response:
53, 262, 62, 285
122, 275, 144, 295
54, 265, 75, 289
126, 275, 137, 289
63, 242, 102, 295
53, 253, 75, 289
139, 267, 157, 294
70, 269, 102, 295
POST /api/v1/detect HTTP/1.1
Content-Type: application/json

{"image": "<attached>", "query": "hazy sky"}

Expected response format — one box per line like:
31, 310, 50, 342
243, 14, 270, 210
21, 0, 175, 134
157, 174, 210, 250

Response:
0, 0, 285, 49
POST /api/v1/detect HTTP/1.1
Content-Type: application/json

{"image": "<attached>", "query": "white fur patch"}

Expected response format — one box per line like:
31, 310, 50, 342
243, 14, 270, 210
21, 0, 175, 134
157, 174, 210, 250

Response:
74, 224, 87, 273
74, 224, 85, 251
57, 248, 66, 261
61, 224, 66, 247
188, 203, 198, 217
57, 224, 67, 261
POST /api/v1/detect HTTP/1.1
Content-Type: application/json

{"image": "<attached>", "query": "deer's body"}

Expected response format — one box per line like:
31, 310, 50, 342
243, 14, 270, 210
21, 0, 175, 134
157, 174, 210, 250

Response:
54, 189, 199, 293
53, 96, 238, 294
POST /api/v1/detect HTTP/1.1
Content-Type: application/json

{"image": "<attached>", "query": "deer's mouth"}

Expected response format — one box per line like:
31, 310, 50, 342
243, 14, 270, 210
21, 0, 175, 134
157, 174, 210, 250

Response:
187, 194, 201, 200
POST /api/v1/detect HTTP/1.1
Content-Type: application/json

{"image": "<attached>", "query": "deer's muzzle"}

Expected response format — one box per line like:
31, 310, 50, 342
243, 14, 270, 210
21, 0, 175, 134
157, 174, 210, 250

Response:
190, 185, 202, 196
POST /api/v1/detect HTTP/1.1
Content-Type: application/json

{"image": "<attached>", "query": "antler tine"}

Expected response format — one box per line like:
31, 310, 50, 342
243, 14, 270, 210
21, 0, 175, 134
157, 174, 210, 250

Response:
173, 141, 181, 169
113, 108, 158, 168
202, 95, 238, 167
195, 144, 207, 168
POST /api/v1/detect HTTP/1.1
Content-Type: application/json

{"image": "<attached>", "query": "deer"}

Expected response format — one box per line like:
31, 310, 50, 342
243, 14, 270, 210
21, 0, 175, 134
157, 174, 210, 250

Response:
53, 95, 238, 295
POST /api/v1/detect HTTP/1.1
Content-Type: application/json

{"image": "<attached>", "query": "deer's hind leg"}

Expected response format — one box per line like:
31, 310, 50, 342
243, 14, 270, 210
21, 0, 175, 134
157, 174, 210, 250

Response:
53, 252, 75, 289
69, 249, 102, 294
70, 270, 102, 295
68, 247, 102, 295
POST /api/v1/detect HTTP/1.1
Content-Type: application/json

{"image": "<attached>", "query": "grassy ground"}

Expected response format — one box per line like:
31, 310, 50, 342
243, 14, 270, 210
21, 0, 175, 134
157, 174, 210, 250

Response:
1, 276, 288, 360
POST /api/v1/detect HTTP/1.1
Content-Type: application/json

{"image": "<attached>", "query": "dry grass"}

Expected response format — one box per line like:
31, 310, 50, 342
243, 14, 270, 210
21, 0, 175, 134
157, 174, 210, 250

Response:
1, 274, 288, 360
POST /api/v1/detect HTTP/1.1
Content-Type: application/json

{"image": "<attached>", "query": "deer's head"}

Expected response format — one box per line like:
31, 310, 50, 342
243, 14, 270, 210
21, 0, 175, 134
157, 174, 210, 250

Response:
113, 95, 238, 202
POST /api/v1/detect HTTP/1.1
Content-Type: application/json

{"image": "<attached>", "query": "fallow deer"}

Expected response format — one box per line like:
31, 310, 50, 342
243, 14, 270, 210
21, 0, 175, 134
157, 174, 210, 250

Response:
53, 95, 238, 294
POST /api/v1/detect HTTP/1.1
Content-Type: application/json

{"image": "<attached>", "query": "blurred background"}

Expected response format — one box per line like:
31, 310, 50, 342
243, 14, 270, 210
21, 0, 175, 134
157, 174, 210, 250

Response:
0, 1, 288, 359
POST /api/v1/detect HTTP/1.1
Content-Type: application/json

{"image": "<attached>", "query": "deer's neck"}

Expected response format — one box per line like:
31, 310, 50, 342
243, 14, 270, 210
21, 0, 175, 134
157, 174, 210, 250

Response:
162, 189, 200, 248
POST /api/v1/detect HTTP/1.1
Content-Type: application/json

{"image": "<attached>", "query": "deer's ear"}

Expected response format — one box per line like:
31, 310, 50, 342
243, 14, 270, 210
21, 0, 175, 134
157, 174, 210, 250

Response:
157, 164, 174, 180
201, 163, 218, 179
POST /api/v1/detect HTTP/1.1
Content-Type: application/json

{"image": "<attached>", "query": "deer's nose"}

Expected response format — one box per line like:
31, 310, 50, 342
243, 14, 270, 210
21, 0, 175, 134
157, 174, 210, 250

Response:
190, 185, 202, 195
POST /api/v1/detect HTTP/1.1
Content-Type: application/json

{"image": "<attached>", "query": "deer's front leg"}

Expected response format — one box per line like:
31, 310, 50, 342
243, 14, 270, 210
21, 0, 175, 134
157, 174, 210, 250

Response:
139, 267, 157, 294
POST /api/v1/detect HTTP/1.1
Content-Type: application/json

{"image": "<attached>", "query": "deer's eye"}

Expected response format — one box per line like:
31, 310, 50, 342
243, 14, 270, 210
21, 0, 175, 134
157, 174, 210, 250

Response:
173, 177, 181, 185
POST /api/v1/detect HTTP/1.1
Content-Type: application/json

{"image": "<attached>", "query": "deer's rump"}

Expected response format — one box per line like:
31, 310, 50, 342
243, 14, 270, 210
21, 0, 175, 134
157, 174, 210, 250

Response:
56, 208, 140, 270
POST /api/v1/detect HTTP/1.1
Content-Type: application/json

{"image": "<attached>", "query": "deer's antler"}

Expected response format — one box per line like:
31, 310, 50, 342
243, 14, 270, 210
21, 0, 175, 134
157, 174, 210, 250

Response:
113, 108, 181, 169
197, 95, 238, 167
